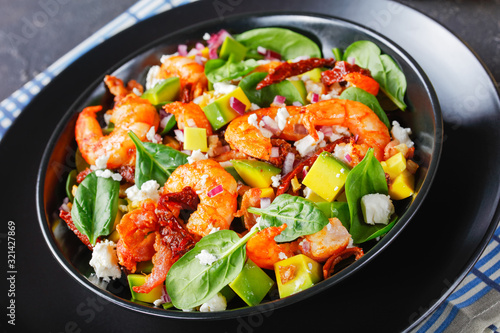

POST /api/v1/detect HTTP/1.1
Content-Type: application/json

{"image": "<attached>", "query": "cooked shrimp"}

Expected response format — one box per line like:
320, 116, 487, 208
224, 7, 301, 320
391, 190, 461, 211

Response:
246, 224, 299, 270
116, 199, 158, 273
234, 188, 262, 230
343, 72, 379, 96
104, 75, 143, 102
162, 159, 238, 239
298, 218, 351, 262
75, 94, 160, 168
159, 55, 208, 102
163, 101, 213, 136
224, 105, 305, 161
302, 99, 391, 160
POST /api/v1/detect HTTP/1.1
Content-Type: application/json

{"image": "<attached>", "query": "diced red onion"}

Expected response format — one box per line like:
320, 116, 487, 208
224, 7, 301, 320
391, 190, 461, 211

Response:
347, 56, 356, 65
273, 95, 286, 105
302, 166, 309, 178
283, 153, 295, 175
292, 101, 303, 106
195, 42, 205, 50
207, 29, 231, 48
229, 96, 246, 115
209, 47, 218, 59
59, 197, 70, 212
345, 154, 352, 163
161, 285, 171, 303
160, 113, 174, 130
311, 93, 319, 103
260, 197, 271, 209
354, 134, 359, 143
154, 134, 162, 143
207, 184, 224, 197
213, 145, 231, 155
293, 124, 308, 134
178, 44, 188, 56
270, 147, 280, 158
194, 55, 204, 65
174, 129, 184, 142
318, 125, 333, 136
261, 116, 279, 134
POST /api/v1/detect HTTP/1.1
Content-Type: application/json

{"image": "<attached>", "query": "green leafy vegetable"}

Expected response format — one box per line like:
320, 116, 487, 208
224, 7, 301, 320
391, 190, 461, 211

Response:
238, 72, 306, 107
343, 40, 407, 110
66, 169, 77, 201
159, 114, 177, 135
129, 132, 188, 188
332, 47, 343, 62
344, 148, 395, 243
204, 56, 258, 84
248, 194, 329, 242
235, 27, 321, 60
315, 201, 351, 229
71, 172, 120, 245
340, 87, 391, 129
166, 227, 258, 309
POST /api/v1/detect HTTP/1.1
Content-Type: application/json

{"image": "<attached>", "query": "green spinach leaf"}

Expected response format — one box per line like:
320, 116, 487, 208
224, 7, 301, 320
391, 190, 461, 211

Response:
239, 72, 306, 107
248, 194, 329, 242
340, 87, 391, 129
129, 132, 188, 188
343, 40, 407, 110
71, 172, 119, 245
315, 201, 351, 230
166, 227, 258, 309
235, 27, 321, 60
205, 57, 258, 84
344, 148, 394, 243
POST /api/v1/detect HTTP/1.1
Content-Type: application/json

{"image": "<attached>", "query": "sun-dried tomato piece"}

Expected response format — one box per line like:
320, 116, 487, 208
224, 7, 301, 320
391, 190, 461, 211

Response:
323, 246, 364, 279
76, 168, 92, 183
321, 61, 372, 86
59, 210, 96, 250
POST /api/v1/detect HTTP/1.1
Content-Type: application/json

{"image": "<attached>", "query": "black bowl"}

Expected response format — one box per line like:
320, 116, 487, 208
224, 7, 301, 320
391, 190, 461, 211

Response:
37, 12, 442, 319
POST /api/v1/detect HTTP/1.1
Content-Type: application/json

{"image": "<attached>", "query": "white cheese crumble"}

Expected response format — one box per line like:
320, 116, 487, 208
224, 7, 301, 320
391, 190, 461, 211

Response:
125, 180, 160, 203
153, 299, 163, 307
294, 132, 325, 157
89, 240, 121, 282
275, 107, 290, 131
278, 252, 288, 260
258, 120, 273, 138
196, 250, 218, 266
391, 121, 414, 148
160, 52, 179, 64
271, 174, 282, 188
203, 32, 211, 40
199, 293, 227, 312
333, 143, 354, 163
187, 149, 208, 164
250, 103, 261, 111
145, 65, 163, 90
132, 87, 142, 97
91, 155, 109, 171
146, 126, 159, 143
95, 169, 123, 182
247, 113, 259, 127
361, 193, 395, 225
213, 82, 237, 97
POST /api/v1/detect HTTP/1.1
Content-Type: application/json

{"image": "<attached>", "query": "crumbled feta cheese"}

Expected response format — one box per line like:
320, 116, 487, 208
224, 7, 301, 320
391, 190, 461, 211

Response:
146, 126, 159, 143
153, 299, 163, 307
188, 149, 208, 164
132, 87, 142, 96
320, 93, 333, 101
196, 250, 218, 266
91, 155, 109, 171
199, 293, 227, 312
391, 121, 414, 148
145, 65, 163, 90
118, 204, 129, 213
248, 113, 259, 127
203, 32, 211, 40
275, 107, 290, 131
294, 132, 325, 157
301, 74, 310, 82
250, 103, 261, 111
360, 193, 395, 225
213, 82, 237, 97
125, 180, 160, 203
290, 55, 310, 63
271, 174, 282, 188
89, 240, 121, 282
333, 143, 354, 163
278, 252, 288, 260
160, 52, 179, 64
95, 169, 123, 182
258, 120, 274, 138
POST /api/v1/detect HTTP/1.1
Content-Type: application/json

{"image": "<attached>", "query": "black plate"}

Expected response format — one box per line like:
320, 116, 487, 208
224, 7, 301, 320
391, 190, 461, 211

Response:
2, 0, 499, 332
37, 8, 441, 321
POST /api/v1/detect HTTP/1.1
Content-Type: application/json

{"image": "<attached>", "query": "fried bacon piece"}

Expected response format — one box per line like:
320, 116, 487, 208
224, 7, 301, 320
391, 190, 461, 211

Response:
256, 58, 336, 90
117, 165, 135, 184
323, 247, 364, 279
321, 61, 371, 86
59, 210, 96, 250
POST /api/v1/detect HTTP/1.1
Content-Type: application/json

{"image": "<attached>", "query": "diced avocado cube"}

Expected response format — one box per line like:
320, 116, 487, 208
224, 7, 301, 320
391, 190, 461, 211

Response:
231, 159, 281, 188
274, 254, 322, 298
259, 187, 275, 198
136, 260, 154, 274
382, 152, 407, 179
202, 87, 251, 130
299, 67, 322, 83
389, 169, 414, 200
229, 259, 274, 306
219, 285, 237, 303
288, 80, 307, 105
128, 274, 163, 304
302, 151, 351, 202
220, 37, 248, 62
183, 127, 208, 152
141, 77, 180, 104
304, 187, 327, 203
224, 166, 245, 183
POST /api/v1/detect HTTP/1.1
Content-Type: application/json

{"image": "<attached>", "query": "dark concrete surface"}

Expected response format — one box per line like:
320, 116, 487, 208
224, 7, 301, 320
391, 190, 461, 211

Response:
0, 0, 498, 102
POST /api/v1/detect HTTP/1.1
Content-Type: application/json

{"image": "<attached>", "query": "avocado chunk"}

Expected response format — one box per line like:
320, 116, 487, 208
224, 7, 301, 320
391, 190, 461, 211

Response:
299, 67, 322, 83
183, 127, 208, 152
229, 259, 274, 306
231, 159, 281, 188
302, 151, 351, 202
128, 274, 165, 304
141, 77, 180, 104
288, 80, 307, 105
274, 254, 322, 298
202, 87, 251, 130
381, 152, 406, 180
136, 260, 154, 274
224, 166, 245, 183
220, 37, 248, 62
389, 169, 414, 200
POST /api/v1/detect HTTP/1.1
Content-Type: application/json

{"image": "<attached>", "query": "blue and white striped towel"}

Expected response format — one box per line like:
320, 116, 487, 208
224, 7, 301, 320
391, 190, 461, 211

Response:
1, 1, 499, 331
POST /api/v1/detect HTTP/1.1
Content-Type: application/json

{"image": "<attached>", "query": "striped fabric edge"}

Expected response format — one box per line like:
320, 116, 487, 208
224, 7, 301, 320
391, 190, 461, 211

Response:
413, 225, 500, 332
0, 0, 197, 140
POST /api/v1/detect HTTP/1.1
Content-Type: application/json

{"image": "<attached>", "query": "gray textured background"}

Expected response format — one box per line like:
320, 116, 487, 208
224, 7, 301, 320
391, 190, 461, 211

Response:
0, 0, 498, 101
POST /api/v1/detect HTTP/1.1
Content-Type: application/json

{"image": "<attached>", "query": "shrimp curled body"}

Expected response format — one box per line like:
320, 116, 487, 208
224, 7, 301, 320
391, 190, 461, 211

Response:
159, 55, 208, 102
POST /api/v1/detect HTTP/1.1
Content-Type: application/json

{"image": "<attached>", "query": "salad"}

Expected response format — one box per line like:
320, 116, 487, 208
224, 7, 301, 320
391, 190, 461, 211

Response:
58, 27, 418, 311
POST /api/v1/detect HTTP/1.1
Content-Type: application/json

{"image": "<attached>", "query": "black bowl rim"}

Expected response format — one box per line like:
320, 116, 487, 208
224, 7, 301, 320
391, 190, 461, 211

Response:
36, 9, 442, 320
